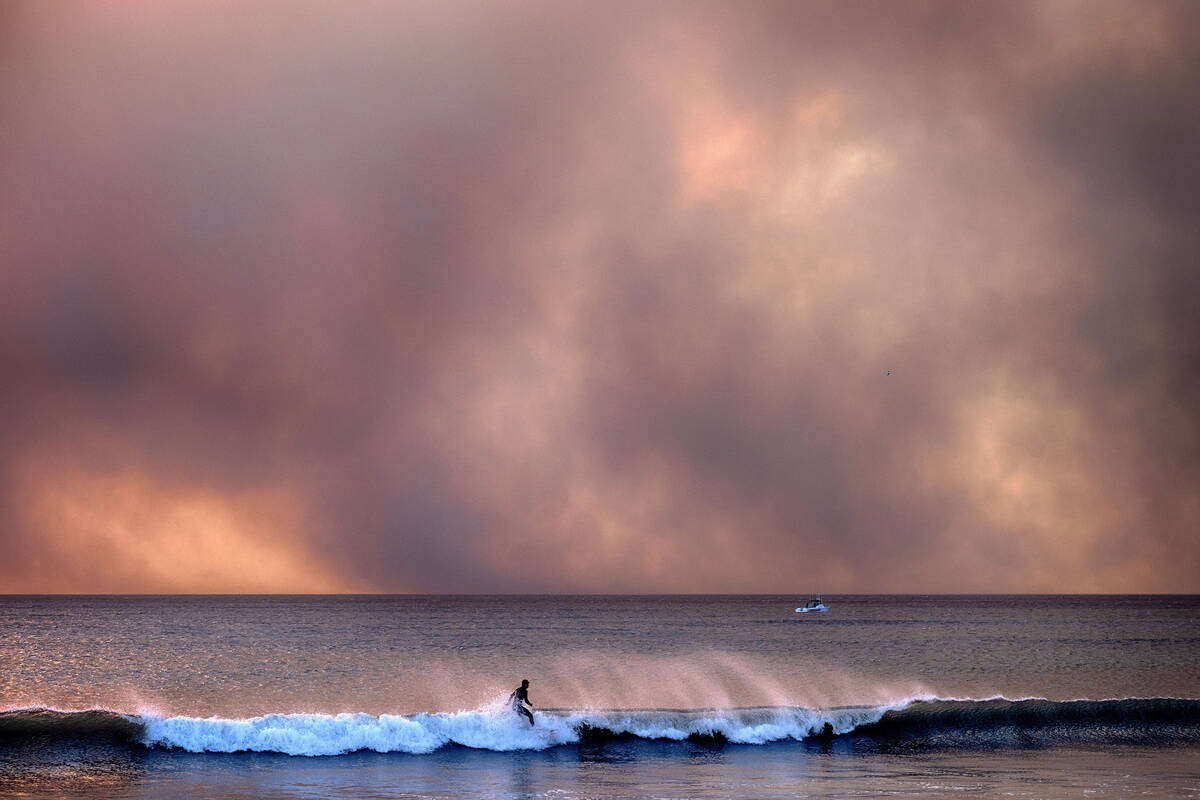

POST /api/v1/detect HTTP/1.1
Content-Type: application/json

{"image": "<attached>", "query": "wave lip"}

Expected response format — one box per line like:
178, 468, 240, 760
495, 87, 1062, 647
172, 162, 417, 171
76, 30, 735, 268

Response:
857, 697, 1200, 748
0, 707, 144, 744
2, 697, 1198, 757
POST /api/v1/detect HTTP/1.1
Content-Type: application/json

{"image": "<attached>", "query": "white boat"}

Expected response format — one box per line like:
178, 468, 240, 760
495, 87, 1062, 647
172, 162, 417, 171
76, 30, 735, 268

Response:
795, 595, 827, 613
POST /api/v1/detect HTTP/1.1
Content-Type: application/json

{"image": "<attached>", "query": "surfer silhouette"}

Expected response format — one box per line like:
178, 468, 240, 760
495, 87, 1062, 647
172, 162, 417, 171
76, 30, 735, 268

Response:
510, 679, 534, 725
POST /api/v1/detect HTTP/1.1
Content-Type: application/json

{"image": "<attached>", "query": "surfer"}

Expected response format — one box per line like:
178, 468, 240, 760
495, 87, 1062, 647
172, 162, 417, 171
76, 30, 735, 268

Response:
510, 679, 534, 726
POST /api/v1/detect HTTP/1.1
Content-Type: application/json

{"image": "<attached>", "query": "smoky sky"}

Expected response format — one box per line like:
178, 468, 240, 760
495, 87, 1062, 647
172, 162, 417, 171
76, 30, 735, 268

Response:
1, 0, 1197, 592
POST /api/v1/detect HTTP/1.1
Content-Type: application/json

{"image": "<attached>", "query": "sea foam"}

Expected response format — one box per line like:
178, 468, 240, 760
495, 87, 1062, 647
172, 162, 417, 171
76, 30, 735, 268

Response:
138, 704, 900, 756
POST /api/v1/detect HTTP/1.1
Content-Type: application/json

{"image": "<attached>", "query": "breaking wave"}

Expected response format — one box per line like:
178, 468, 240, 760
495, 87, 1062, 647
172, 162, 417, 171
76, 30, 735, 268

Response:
3, 698, 1198, 757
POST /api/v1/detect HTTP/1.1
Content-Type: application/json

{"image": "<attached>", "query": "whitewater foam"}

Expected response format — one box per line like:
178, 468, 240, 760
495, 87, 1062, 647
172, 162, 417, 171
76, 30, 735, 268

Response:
136, 703, 906, 756
143, 709, 553, 755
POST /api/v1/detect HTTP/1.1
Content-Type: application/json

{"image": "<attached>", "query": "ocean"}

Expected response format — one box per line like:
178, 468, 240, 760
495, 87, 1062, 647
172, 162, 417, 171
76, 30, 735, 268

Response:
2, 595, 1198, 798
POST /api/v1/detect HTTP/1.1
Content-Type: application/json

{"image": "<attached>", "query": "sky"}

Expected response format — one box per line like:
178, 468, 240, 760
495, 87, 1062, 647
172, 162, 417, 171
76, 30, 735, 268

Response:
1, 0, 1197, 594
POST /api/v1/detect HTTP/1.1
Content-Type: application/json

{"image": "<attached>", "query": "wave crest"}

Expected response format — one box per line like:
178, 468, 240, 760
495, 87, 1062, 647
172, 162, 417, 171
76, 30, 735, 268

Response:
0, 707, 143, 743
3, 697, 1198, 757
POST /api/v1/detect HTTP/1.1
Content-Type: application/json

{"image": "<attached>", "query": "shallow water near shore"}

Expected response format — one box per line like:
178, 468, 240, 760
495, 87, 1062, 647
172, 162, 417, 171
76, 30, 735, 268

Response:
2, 595, 1198, 798
6, 738, 1200, 799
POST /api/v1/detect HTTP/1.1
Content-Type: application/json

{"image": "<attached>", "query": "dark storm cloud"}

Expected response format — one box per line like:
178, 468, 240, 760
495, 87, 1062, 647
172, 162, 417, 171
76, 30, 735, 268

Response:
0, 1, 1196, 592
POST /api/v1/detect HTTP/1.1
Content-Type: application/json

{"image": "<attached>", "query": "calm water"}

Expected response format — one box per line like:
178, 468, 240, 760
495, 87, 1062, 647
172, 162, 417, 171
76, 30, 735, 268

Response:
2, 595, 1198, 798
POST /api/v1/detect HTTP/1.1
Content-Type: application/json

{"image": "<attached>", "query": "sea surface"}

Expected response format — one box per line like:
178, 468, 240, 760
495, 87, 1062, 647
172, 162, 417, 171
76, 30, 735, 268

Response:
1, 595, 1198, 798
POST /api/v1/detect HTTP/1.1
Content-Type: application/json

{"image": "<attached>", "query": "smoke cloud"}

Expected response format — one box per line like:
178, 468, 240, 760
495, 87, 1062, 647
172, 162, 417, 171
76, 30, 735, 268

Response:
2, 1, 1197, 592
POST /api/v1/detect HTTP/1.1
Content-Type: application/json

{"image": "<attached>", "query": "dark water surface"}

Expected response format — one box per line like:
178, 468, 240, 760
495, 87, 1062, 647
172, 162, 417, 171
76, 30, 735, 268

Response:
2, 595, 1198, 798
